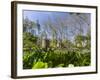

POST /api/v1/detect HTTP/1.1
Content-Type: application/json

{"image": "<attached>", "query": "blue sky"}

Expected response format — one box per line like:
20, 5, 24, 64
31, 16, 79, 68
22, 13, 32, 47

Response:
23, 10, 71, 25
23, 10, 90, 40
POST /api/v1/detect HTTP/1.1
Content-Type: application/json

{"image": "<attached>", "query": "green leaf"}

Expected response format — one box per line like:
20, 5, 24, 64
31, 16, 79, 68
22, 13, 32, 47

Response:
32, 61, 48, 69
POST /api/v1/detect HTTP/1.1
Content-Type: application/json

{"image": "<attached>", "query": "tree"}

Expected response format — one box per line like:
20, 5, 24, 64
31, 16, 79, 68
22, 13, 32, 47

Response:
43, 16, 58, 48
69, 13, 90, 35
23, 32, 38, 52
23, 17, 36, 33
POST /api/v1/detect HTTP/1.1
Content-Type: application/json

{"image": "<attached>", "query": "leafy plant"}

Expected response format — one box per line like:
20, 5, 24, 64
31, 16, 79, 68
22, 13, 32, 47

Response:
32, 61, 48, 69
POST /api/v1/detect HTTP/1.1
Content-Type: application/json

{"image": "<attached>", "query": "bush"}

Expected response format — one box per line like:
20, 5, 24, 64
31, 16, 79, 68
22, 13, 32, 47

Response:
23, 47, 90, 69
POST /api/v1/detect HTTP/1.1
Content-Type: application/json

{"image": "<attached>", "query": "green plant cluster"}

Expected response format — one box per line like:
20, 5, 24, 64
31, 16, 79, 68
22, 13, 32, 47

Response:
23, 47, 90, 69
23, 32, 91, 69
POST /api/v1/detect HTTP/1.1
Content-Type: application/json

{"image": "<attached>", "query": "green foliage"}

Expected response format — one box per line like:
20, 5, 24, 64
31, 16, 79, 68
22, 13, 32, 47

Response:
56, 64, 64, 67
32, 61, 48, 69
23, 32, 38, 51
23, 47, 90, 69
23, 32, 91, 69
